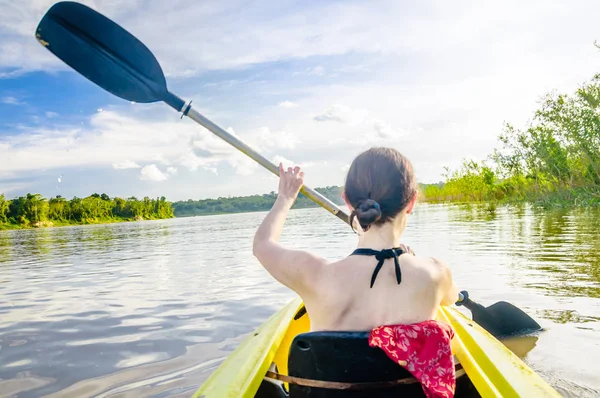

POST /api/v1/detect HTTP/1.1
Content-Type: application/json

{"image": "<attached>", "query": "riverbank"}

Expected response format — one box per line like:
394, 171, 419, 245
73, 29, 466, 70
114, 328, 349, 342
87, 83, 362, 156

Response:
0, 193, 174, 230
420, 73, 600, 208
420, 185, 600, 209
0, 216, 160, 231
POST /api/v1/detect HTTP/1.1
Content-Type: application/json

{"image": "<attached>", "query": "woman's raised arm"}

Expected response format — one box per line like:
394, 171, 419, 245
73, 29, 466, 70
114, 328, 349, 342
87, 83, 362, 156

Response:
252, 164, 326, 296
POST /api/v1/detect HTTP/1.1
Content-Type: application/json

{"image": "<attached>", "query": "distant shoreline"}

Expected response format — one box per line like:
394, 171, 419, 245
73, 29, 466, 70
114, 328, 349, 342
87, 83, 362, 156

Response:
3, 198, 596, 232
0, 216, 166, 231
0, 194, 174, 231
0, 206, 338, 231
171, 186, 345, 218
174, 203, 348, 217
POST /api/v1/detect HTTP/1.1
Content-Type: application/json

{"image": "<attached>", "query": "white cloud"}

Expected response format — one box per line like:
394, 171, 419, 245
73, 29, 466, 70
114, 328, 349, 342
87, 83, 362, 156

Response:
313, 104, 368, 125
140, 164, 168, 181
187, 125, 261, 176
257, 127, 299, 150
185, 124, 299, 176
205, 166, 218, 175
313, 104, 406, 145
273, 155, 296, 167
278, 100, 298, 108
45, 111, 58, 118
0, 109, 242, 176
177, 150, 205, 172
0, 70, 27, 79
151, 154, 171, 166
228, 152, 259, 176
272, 155, 317, 169
2, 96, 24, 105
309, 66, 325, 76
166, 166, 177, 175
113, 160, 141, 170
371, 119, 404, 140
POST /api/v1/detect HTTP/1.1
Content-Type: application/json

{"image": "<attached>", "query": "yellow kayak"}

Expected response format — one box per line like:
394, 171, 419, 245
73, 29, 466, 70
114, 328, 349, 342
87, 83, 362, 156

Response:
193, 297, 559, 397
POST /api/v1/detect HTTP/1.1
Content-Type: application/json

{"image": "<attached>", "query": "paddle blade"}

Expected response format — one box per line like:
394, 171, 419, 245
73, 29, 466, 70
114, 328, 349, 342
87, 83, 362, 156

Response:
35, 1, 184, 111
471, 301, 542, 338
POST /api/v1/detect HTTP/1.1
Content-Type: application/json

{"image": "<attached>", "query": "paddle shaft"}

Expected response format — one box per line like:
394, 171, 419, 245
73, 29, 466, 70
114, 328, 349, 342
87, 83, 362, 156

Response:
457, 292, 487, 313
184, 106, 350, 225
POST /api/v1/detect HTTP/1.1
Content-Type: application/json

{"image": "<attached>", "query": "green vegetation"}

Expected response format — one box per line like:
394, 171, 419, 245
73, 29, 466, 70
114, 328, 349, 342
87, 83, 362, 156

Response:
0, 193, 174, 230
421, 73, 600, 208
173, 186, 344, 217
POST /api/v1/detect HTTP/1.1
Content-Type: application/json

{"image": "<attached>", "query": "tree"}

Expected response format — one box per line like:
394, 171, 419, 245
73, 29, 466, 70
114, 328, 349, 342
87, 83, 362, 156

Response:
0, 192, 175, 227
0, 194, 9, 224
49, 196, 68, 221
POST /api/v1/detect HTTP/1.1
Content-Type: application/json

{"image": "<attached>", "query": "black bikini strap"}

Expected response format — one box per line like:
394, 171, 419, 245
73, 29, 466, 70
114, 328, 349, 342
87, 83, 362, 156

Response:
350, 247, 404, 288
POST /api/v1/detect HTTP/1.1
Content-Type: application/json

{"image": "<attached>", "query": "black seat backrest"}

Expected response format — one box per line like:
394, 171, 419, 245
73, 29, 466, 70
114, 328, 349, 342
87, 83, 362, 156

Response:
287, 331, 426, 398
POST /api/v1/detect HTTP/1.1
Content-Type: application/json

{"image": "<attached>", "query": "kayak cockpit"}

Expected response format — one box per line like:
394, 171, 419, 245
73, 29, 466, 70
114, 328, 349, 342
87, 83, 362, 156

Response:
255, 306, 476, 398
193, 298, 555, 398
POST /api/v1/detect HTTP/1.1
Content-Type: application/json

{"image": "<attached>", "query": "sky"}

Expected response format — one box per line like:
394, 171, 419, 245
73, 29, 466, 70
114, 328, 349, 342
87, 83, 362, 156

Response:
0, 0, 599, 201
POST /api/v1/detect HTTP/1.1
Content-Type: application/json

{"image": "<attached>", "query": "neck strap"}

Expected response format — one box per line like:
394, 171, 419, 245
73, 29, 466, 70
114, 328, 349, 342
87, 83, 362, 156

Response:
350, 247, 405, 288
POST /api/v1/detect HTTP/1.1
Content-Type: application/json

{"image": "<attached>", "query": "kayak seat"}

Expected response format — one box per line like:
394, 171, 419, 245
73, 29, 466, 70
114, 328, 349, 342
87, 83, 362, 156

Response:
286, 331, 427, 397
256, 376, 289, 398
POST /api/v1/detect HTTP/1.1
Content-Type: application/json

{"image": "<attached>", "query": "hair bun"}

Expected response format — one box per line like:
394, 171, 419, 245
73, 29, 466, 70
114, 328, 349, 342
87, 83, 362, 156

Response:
354, 199, 382, 231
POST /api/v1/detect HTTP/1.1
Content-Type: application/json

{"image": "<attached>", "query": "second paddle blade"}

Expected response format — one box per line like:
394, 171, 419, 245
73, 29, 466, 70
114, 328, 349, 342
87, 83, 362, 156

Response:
472, 301, 542, 338
35, 1, 183, 110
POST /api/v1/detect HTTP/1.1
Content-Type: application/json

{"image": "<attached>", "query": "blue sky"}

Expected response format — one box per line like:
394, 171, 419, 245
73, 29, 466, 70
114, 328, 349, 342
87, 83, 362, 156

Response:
1, 0, 600, 201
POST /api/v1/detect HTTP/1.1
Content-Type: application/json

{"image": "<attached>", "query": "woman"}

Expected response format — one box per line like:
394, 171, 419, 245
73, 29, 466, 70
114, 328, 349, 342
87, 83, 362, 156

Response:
252, 147, 459, 397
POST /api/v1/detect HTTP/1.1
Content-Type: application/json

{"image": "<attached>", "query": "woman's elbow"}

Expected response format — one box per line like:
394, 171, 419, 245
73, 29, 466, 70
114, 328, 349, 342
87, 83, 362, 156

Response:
252, 236, 270, 260
252, 236, 262, 258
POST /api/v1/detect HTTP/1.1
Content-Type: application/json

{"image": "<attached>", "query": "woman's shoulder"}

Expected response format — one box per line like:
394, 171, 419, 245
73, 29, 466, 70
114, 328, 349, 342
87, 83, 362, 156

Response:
403, 253, 452, 280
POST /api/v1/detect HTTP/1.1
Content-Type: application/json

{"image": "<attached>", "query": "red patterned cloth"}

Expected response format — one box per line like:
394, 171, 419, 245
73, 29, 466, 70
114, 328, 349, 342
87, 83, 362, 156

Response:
368, 320, 456, 398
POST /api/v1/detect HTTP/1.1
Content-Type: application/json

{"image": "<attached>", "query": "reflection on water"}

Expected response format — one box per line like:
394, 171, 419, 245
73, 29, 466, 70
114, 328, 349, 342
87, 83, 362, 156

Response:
444, 204, 600, 300
0, 205, 599, 397
538, 309, 600, 324
499, 334, 538, 358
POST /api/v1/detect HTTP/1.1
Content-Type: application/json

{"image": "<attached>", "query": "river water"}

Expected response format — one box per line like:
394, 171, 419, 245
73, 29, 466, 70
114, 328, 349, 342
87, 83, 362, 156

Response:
0, 203, 598, 397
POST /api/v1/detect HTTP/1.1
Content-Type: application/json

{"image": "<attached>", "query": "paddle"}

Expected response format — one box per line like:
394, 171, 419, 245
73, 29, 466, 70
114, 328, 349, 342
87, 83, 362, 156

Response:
34, 1, 346, 226
34, 1, 541, 338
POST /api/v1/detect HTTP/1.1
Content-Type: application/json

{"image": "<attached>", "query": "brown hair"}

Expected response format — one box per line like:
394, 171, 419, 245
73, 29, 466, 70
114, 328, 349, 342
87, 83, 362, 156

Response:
344, 147, 417, 231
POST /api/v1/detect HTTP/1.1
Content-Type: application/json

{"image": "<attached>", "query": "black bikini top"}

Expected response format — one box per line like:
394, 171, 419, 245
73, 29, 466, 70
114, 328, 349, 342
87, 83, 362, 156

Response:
350, 247, 408, 288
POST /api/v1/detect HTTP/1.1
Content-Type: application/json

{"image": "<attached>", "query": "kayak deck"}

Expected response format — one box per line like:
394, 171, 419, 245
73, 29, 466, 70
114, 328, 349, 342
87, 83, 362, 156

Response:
193, 297, 559, 398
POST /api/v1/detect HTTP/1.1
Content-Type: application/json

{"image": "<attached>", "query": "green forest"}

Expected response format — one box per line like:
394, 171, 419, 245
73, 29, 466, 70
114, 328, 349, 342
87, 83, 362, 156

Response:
172, 186, 344, 217
0, 193, 174, 230
0, 187, 344, 228
421, 73, 600, 207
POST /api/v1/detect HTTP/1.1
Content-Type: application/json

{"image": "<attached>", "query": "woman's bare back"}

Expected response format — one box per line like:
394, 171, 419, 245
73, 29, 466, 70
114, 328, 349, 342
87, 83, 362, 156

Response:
303, 250, 453, 332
